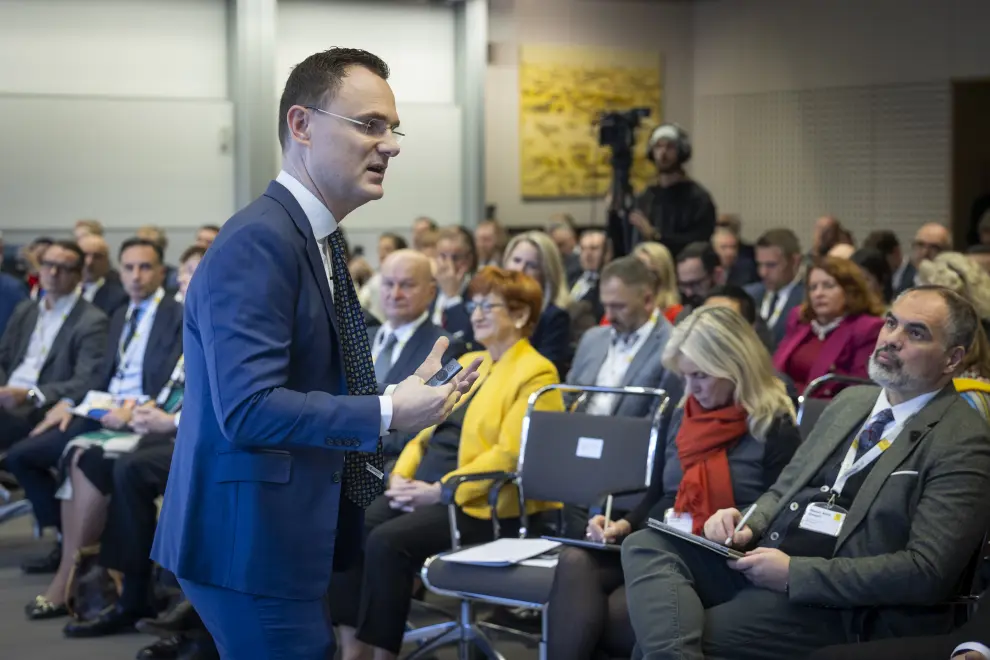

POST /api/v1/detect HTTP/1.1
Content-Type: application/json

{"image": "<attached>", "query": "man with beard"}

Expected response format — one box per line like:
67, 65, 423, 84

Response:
627, 123, 716, 259
620, 285, 990, 660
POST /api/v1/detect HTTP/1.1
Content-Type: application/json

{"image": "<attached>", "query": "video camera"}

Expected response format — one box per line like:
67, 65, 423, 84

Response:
598, 107, 651, 152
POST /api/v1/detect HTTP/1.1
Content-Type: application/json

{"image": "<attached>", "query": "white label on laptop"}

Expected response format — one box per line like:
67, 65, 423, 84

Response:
576, 436, 604, 459
798, 503, 846, 537
664, 509, 694, 534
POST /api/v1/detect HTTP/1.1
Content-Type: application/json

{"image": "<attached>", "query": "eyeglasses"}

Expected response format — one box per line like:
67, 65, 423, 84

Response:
40, 260, 81, 274
465, 300, 507, 315
304, 106, 404, 144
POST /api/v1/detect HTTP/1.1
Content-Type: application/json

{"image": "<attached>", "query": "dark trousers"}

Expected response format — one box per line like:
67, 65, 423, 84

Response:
3, 418, 97, 529
621, 529, 847, 660
546, 547, 634, 660
327, 496, 513, 655
181, 577, 332, 660
0, 405, 43, 452
98, 436, 174, 576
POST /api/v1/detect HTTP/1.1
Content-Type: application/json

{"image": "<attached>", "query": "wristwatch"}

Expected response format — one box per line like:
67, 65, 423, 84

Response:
26, 388, 42, 408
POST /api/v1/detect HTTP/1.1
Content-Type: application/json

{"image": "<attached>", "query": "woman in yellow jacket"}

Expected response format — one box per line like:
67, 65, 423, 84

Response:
331, 267, 563, 660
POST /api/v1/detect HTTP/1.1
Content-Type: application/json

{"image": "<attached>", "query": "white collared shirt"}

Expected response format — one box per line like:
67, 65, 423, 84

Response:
373, 312, 429, 370
860, 388, 940, 443
81, 278, 105, 304
760, 278, 799, 328
8, 293, 80, 395
108, 293, 161, 397
276, 170, 394, 434
587, 315, 657, 416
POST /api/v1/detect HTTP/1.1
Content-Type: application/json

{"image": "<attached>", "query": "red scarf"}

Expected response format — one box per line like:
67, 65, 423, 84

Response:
673, 396, 749, 534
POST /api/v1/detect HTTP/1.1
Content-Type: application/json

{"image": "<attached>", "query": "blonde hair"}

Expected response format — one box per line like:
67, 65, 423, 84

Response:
662, 306, 795, 440
633, 241, 680, 310
503, 231, 570, 309
918, 252, 990, 322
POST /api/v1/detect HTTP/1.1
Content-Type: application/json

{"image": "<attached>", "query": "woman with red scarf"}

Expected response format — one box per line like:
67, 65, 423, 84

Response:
545, 305, 800, 660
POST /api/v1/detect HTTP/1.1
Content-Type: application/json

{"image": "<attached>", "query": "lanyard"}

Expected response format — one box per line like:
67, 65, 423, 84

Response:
117, 288, 165, 373
35, 294, 78, 361
764, 287, 790, 328
830, 433, 892, 502
155, 355, 185, 407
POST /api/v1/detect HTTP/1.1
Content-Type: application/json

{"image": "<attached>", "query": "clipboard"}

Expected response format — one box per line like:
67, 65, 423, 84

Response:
646, 518, 745, 560
542, 535, 622, 553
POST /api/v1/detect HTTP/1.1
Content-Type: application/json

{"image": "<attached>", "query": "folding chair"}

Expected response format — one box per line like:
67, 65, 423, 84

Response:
797, 374, 874, 442
404, 384, 669, 660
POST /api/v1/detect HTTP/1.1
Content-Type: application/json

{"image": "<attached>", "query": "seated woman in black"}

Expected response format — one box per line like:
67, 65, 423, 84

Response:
544, 305, 801, 660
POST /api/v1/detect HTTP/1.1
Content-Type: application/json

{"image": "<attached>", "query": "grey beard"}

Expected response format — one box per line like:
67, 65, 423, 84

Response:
868, 354, 908, 390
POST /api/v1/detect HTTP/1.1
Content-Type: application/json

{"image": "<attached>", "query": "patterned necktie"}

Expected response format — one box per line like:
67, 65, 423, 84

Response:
374, 332, 398, 383
122, 306, 143, 353
855, 408, 894, 460
326, 231, 385, 507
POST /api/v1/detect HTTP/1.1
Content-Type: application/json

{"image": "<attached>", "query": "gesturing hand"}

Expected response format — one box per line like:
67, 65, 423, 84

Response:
392, 337, 482, 434
729, 547, 791, 593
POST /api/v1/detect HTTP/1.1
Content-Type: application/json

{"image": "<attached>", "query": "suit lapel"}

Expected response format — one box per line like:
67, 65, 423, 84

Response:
773, 321, 811, 372
612, 323, 668, 414
583, 332, 610, 385
142, 299, 174, 393
835, 387, 956, 551
12, 305, 39, 368
387, 323, 427, 383
39, 299, 81, 373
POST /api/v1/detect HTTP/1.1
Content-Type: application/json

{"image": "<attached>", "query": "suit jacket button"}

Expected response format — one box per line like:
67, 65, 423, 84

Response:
326, 439, 335, 446
332, 472, 341, 483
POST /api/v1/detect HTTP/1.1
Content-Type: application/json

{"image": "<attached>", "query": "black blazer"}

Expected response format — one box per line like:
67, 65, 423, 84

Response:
0, 297, 109, 404
531, 303, 572, 377
100, 295, 183, 397
91, 280, 129, 319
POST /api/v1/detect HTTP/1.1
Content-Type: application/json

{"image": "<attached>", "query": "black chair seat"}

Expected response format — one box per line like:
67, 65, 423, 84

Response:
425, 554, 557, 607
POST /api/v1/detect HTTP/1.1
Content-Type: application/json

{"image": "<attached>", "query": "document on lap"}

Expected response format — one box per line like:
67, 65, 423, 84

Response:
69, 390, 150, 420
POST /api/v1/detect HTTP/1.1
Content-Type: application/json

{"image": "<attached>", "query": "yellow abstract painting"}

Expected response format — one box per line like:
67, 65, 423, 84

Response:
519, 45, 663, 199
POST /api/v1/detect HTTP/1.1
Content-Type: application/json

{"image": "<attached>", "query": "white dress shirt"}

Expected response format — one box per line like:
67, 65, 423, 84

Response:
587, 316, 657, 416
760, 279, 799, 328
860, 388, 939, 443
8, 293, 81, 400
276, 170, 394, 434
373, 311, 429, 371
108, 291, 162, 397
81, 278, 105, 303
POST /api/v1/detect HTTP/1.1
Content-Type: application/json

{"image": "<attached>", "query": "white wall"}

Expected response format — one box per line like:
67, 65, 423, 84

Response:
690, 0, 990, 248
486, 0, 695, 229
0, 0, 233, 264
276, 0, 462, 260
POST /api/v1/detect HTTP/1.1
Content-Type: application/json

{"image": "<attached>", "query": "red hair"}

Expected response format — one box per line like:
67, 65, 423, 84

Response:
467, 266, 543, 337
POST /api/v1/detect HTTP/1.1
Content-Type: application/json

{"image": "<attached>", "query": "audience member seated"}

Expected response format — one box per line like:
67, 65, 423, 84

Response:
482, 231, 572, 375
0, 241, 108, 450
193, 224, 219, 250
773, 257, 884, 397
897, 222, 952, 295
632, 241, 683, 323
429, 226, 477, 337
619, 286, 990, 660
73, 219, 104, 243
136, 225, 179, 292
329, 267, 564, 660
851, 247, 893, 305
546, 305, 799, 660
412, 226, 439, 263
547, 213, 583, 286
745, 228, 805, 349
713, 226, 759, 286
411, 215, 438, 245
864, 230, 911, 295
827, 242, 855, 260
674, 241, 722, 316
358, 232, 407, 323
0, 234, 28, 335
474, 218, 507, 268
715, 214, 759, 285
173, 245, 205, 304
77, 234, 128, 317
5, 238, 183, 574
23, 247, 199, 637
370, 250, 456, 456
568, 229, 609, 321
916, 251, 990, 418
22, 237, 54, 299
810, 216, 853, 260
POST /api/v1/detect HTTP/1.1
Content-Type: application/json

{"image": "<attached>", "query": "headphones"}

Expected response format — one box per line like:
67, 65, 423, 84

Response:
646, 123, 692, 165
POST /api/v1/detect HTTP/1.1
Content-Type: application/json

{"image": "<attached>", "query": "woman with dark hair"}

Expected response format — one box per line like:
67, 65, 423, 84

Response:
773, 257, 885, 398
851, 247, 893, 304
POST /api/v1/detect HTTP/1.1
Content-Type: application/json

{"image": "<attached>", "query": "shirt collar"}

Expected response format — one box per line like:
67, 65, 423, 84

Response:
127, 287, 163, 316
611, 314, 657, 348
276, 170, 339, 240
40, 291, 78, 315
381, 311, 429, 345
869, 388, 940, 428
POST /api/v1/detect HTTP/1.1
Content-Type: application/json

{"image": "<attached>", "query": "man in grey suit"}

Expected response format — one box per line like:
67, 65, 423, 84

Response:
745, 228, 805, 350
369, 250, 457, 456
621, 285, 990, 660
0, 241, 108, 449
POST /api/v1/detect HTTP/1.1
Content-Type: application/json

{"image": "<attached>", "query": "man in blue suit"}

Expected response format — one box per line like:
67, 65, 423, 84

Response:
152, 48, 480, 660
744, 228, 806, 350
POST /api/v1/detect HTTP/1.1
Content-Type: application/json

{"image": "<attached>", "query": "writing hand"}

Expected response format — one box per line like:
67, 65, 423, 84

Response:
703, 508, 753, 548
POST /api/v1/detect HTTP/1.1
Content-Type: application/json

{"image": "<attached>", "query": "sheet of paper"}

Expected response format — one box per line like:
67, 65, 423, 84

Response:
441, 538, 561, 566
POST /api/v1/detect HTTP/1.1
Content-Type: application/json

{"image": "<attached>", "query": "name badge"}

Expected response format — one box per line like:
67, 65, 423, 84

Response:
664, 509, 693, 534
798, 503, 847, 537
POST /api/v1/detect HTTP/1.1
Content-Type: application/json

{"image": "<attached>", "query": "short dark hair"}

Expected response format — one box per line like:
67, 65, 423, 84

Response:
180, 245, 207, 264
379, 232, 408, 251
120, 237, 164, 264
46, 240, 85, 270
756, 228, 801, 257
199, 224, 221, 234
863, 230, 900, 257
852, 247, 893, 302
600, 255, 657, 291
704, 284, 756, 324
676, 242, 720, 275
278, 48, 390, 150
900, 285, 980, 352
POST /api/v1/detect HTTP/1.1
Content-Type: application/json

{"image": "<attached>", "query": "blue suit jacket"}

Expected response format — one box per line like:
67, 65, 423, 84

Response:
152, 181, 382, 601
0, 273, 27, 337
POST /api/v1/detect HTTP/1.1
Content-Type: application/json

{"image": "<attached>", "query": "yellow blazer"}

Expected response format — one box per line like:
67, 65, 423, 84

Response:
393, 338, 564, 520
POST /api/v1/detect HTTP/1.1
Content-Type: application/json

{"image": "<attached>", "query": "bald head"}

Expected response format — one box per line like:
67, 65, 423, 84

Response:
380, 249, 436, 326
78, 233, 111, 282
827, 243, 856, 260
912, 223, 952, 266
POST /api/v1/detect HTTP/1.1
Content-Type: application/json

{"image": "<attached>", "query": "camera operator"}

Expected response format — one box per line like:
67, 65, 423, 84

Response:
628, 124, 716, 259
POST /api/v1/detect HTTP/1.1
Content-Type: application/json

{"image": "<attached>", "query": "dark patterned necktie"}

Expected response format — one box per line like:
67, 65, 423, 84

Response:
855, 408, 894, 460
326, 231, 385, 507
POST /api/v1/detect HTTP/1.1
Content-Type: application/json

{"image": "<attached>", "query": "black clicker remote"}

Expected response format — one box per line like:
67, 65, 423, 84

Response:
424, 359, 463, 387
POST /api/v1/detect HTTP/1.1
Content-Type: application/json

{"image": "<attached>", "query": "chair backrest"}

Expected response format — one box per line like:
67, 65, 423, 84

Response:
797, 374, 874, 442
516, 384, 668, 506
